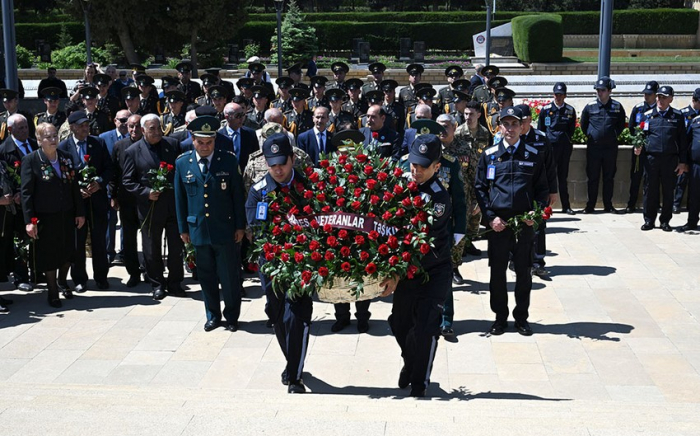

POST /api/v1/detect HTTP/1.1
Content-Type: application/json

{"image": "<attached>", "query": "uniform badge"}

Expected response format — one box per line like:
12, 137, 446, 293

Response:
434, 203, 446, 217
524, 151, 529, 159
271, 144, 279, 153
221, 181, 227, 190
419, 144, 428, 154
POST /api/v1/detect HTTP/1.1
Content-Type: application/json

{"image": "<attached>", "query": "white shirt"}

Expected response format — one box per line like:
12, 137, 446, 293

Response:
195, 151, 212, 173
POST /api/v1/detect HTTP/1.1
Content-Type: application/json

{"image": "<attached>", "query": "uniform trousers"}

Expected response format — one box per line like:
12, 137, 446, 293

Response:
106, 204, 118, 258
686, 163, 700, 226
141, 213, 183, 289
642, 153, 678, 225
389, 265, 450, 392
532, 220, 547, 267
119, 203, 141, 277
72, 199, 109, 285
334, 301, 371, 323
628, 149, 645, 209
586, 146, 618, 210
196, 242, 241, 323
553, 143, 573, 210
673, 172, 688, 209
261, 272, 312, 383
487, 225, 535, 323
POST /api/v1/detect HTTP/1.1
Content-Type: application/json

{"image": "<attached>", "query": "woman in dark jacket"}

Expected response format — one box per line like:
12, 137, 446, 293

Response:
21, 123, 85, 307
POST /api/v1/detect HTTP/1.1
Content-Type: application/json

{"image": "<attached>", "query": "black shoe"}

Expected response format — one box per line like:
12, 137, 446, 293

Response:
463, 243, 482, 256
168, 286, 186, 297
96, 280, 110, 290
625, 206, 636, 214
73, 284, 86, 293
153, 286, 166, 300
16, 282, 33, 292
660, 222, 673, 232
409, 386, 426, 398
0, 304, 8, 313
452, 268, 465, 285
287, 380, 306, 394
673, 206, 681, 214
581, 207, 594, 214
59, 285, 73, 300
357, 319, 370, 334
676, 223, 698, 232
126, 275, 141, 288
564, 208, 576, 215
0, 296, 13, 305
532, 265, 548, 278
398, 365, 411, 389
489, 321, 507, 335
225, 322, 238, 332
47, 292, 62, 308
604, 207, 623, 214
204, 319, 221, 332
331, 318, 350, 333
266, 319, 274, 328
514, 320, 533, 336
641, 222, 655, 231
281, 370, 289, 386
441, 327, 455, 337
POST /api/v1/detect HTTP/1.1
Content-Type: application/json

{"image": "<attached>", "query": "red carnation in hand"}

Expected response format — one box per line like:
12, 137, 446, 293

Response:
13, 161, 20, 168
324, 251, 335, 261
365, 262, 377, 274
401, 252, 411, 262
356, 154, 368, 163
310, 252, 322, 262
309, 240, 320, 251
265, 252, 275, 261
544, 206, 553, 215
295, 252, 306, 262
359, 251, 369, 261
371, 131, 379, 139
389, 255, 399, 266
340, 246, 351, 257
388, 236, 399, 249
393, 185, 404, 195
319, 159, 330, 168
281, 253, 291, 262
420, 243, 431, 255
31, 217, 39, 225
327, 236, 339, 247
338, 229, 348, 239
363, 165, 374, 176
407, 264, 418, 279
366, 179, 377, 190
354, 235, 365, 245
370, 195, 380, 205
378, 244, 389, 255
159, 161, 166, 168
377, 171, 388, 181
341, 262, 351, 272
301, 270, 313, 283
318, 267, 329, 277
408, 181, 418, 192
167, 164, 174, 172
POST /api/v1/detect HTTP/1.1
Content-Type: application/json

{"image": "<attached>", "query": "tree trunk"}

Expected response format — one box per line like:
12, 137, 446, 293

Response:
116, 18, 138, 64
190, 27, 199, 76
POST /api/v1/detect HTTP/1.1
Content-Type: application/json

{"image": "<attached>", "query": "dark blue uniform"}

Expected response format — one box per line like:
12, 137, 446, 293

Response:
683, 115, 700, 228
627, 101, 656, 210
641, 106, 688, 226
537, 102, 575, 211
246, 171, 312, 386
673, 104, 700, 210
580, 98, 626, 211
389, 173, 452, 394
474, 140, 549, 326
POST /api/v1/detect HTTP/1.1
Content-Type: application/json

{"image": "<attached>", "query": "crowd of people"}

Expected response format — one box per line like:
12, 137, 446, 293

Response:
1, 58, 698, 396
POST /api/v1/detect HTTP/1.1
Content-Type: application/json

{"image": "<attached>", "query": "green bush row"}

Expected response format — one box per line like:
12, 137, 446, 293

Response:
512, 15, 563, 63
1, 22, 85, 51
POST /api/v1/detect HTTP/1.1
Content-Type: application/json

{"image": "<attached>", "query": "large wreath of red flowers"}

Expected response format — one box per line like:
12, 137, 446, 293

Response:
251, 145, 437, 300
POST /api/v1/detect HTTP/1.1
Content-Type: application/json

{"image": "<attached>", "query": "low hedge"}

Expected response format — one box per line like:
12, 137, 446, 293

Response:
512, 15, 563, 63
2, 22, 85, 50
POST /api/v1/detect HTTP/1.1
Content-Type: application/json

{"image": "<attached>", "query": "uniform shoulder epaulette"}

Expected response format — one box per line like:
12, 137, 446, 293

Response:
635, 102, 646, 109
644, 109, 654, 117
176, 150, 193, 161
485, 145, 499, 155
692, 114, 700, 124
253, 178, 268, 191
533, 128, 546, 137
430, 181, 442, 193
249, 149, 263, 159
587, 101, 598, 106
542, 103, 552, 110
673, 108, 683, 116
524, 144, 539, 155
442, 153, 456, 163
565, 103, 574, 110
681, 106, 691, 113
611, 100, 621, 108
399, 153, 409, 161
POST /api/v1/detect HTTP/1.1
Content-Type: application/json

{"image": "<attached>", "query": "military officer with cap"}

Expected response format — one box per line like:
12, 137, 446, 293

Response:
176, 61, 202, 104
580, 76, 626, 213
286, 63, 305, 88
161, 90, 187, 136
135, 75, 159, 115
34, 87, 67, 130
175, 115, 246, 332
271, 77, 294, 113
121, 86, 141, 116
205, 67, 236, 98
1, 89, 35, 142
196, 73, 218, 107
327, 62, 350, 92
307, 76, 330, 111
381, 133, 454, 397
677, 103, 700, 232
447, 90, 470, 126
399, 63, 424, 111
438, 65, 464, 109
234, 78, 253, 106
325, 88, 355, 133
80, 87, 114, 136
673, 87, 700, 213
483, 78, 511, 135
624, 81, 658, 213
157, 76, 181, 114
474, 106, 549, 337
247, 62, 274, 96
537, 82, 577, 215
379, 79, 405, 135
362, 62, 386, 95
207, 86, 229, 121
469, 64, 499, 95
284, 88, 314, 138
247, 85, 270, 130
246, 133, 314, 394
342, 79, 367, 118
636, 85, 688, 231
93, 73, 120, 120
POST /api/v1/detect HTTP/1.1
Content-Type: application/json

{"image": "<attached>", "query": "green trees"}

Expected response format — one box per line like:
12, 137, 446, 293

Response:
270, 0, 318, 66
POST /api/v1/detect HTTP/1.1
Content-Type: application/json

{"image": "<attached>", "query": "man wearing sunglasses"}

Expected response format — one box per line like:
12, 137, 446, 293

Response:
220, 102, 258, 172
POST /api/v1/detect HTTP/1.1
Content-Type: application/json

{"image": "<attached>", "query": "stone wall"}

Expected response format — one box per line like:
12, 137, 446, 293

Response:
564, 34, 696, 49
568, 145, 637, 209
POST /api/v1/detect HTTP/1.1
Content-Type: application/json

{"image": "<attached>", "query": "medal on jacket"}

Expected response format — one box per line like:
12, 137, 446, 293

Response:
486, 155, 496, 180
256, 189, 268, 220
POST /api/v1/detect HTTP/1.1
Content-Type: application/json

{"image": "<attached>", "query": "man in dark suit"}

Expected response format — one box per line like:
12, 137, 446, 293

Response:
174, 115, 246, 332
111, 114, 143, 287
59, 111, 114, 291
400, 104, 433, 156
220, 102, 258, 172
122, 114, 184, 300
0, 113, 37, 292
297, 106, 334, 165
36, 67, 68, 99
359, 105, 400, 160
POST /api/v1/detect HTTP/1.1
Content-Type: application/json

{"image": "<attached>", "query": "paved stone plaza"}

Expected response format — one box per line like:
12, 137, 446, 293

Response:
1, 211, 700, 435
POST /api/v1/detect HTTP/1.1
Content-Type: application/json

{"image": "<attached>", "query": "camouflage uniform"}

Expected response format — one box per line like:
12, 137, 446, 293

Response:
454, 123, 491, 238
242, 147, 313, 194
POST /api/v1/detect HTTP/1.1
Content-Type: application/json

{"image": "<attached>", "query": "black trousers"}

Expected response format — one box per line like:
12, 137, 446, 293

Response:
586, 146, 618, 210
389, 265, 450, 392
643, 153, 678, 225
628, 148, 645, 209
673, 172, 688, 209
119, 203, 141, 277
334, 301, 371, 322
261, 272, 312, 383
0, 208, 28, 282
686, 163, 700, 226
487, 225, 535, 323
553, 143, 573, 210
532, 220, 546, 268
72, 200, 109, 285
141, 213, 183, 289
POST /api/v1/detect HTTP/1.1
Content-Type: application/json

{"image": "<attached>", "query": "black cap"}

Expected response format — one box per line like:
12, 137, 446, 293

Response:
495, 87, 516, 102
0, 89, 18, 102
694, 88, 700, 100
324, 88, 345, 102
553, 82, 567, 94
251, 85, 270, 99
364, 90, 384, 104
379, 79, 399, 92
452, 79, 471, 92
412, 119, 445, 136
368, 62, 386, 74
417, 87, 437, 101
488, 76, 508, 89
208, 85, 228, 99
263, 133, 293, 165
236, 78, 254, 90
657, 85, 674, 97
188, 115, 219, 137
346, 78, 363, 90
594, 76, 615, 90
68, 111, 89, 125
276, 77, 294, 89
286, 63, 303, 74
200, 73, 217, 87
121, 86, 140, 100
175, 61, 193, 73
41, 87, 62, 100
295, 83, 310, 90
331, 62, 350, 74
131, 63, 146, 74
310, 75, 328, 88
79, 87, 99, 100
195, 105, 218, 117
135, 74, 154, 87
481, 65, 500, 76
331, 129, 365, 148
165, 90, 186, 103
406, 63, 424, 76
93, 73, 111, 86
205, 67, 221, 76
248, 62, 266, 73
514, 104, 532, 119
499, 106, 521, 121
453, 90, 470, 103
161, 75, 180, 88
445, 65, 464, 78
289, 87, 310, 101
409, 134, 442, 167
643, 81, 659, 95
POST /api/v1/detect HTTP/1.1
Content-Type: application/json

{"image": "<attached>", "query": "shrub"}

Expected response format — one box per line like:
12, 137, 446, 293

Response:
244, 42, 261, 60
512, 14, 563, 63
50, 42, 113, 69
16, 45, 34, 68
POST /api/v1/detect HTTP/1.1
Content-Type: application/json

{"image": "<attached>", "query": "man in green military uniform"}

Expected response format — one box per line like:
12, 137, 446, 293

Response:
324, 89, 356, 133
34, 87, 66, 131
307, 76, 329, 111
176, 61, 202, 104
342, 79, 367, 119
438, 65, 464, 109
1, 89, 35, 141
327, 62, 350, 92
272, 77, 294, 113
247, 85, 270, 130
135, 75, 159, 115
161, 90, 187, 136
174, 115, 246, 332
157, 76, 181, 115
380, 80, 405, 135
93, 73, 120, 120
398, 64, 424, 112
80, 87, 114, 136
447, 90, 470, 126
284, 88, 314, 138
361, 62, 386, 95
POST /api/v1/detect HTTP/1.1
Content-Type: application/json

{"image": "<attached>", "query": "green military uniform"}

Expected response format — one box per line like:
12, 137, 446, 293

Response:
455, 123, 491, 238
242, 146, 312, 194
34, 110, 66, 131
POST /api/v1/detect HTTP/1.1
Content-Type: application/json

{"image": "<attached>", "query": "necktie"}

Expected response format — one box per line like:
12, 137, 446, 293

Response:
507, 145, 515, 155
78, 141, 86, 159
199, 158, 208, 174
231, 131, 239, 158
21, 142, 31, 155
318, 132, 325, 154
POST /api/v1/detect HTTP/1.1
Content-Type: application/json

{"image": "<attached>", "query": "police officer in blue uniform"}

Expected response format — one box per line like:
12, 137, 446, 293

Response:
246, 134, 312, 394
625, 81, 658, 213
678, 110, 700, 232
579, 76, 626, 213
474, 107, 549, 336
673, 88, 700, 213
382, 133, 453, 398
175, 115, 247, 332
636, 86, 688, 232
537, 82, 576, 215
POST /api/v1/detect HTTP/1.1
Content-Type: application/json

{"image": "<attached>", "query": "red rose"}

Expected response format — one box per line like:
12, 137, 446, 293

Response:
366, 179, 377, 190
413, 196, 423, 207
408, 181, 418, 192
348, 175, 359, 184
367, 212, 376, 218
417, 211, 428, 223
324, 251, 335, 261
383, 192, 394, 202
407, 264, 418, 279
265, 252, 275, 261
377, 171, 388, 181
338, 230, 348, 239
402, 252, 411, 262
302, 270, 312, 283
296, 234, 307, 244
311, 252, 322, 262
322, 206, 331, 212
269, 202, 280, 212
340, 246, 351, 257
327, 166, 336, 175
248, 263, 259, 272
320, 159, 330, 168
281, 253, 291, 262
167, 164, 174, 172
363, 165, 373, 176
159, 161, 166, 168
327, 236, 339, 247
410, 216, 420, 226
273, 215, 282, 224
303, 190, 314, 199
421, 225, 429, 233
388, 236, 399, 249
365, 262, 377, 274
382, 211, 392, 221
309, 172, 320, 182
544, 206, 553, 215
395, 208, 405, 218
82, 154, 90, 163
31, 217, 38, 225
356, 154, 368, 163
338, 155, 348, 164
329, 175, 338, 185
317, 181, 326, 190
393, 185, 404, 195
293, 224, 302, 232
316, 193, 326, 202
378, 244, 389, 255
334, 186, 345, 196
336, 198, 346, 207
283, 224, 292, 233
323, 224, 332, 232
352, 188, 362, 198
283, 196, 292, 204
272, 245, 282, 254
371, 132, 379, 139
304, 167, 314, 176
543, 213, 551, 220
303, 205, 313, 214
370, 195, 380, 205
295, 252, 306, 262
318, 267, 329, 277
344, 163, 354, 173
368, 230, 379, 241
389, 255, 399, 266
393, 167, 403, 177
354, 235, 365, 245
402, 197, 412, 207
309, 240, 320, 251
351, 201, 361, 210
272, 226, 281, 236
341, 262, 351, 272
360, 251, 369, 261
310, 219, 319, 229
13, 161, 20, 168
281, 187, 290, 194
284, 242, 293, 249
420, 243, 431, 255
